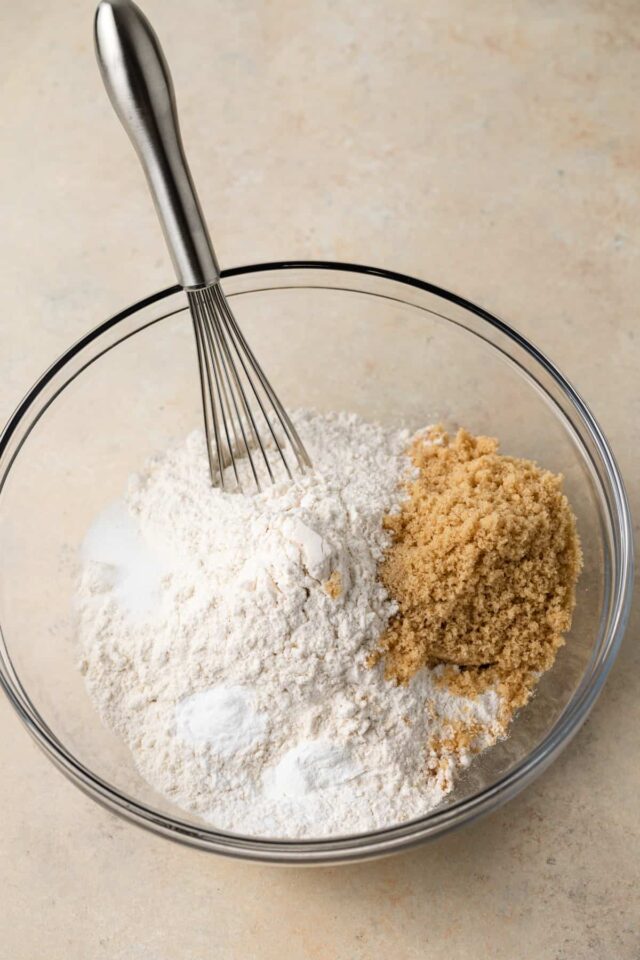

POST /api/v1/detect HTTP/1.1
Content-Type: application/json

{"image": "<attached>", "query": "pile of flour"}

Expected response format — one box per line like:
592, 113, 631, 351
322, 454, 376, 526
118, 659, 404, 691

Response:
77, 409, 502, 838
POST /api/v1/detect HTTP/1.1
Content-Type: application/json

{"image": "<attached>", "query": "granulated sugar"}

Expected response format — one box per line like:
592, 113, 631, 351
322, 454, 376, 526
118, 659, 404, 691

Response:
77, 410, 503, 838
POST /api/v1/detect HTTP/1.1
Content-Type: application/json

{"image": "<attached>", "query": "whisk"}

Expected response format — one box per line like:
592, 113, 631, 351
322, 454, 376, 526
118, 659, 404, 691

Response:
94, 0, 312, 491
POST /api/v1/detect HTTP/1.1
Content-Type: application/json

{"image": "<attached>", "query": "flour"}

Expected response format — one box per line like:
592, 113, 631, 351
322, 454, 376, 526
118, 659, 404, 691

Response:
77, 409, 503, 838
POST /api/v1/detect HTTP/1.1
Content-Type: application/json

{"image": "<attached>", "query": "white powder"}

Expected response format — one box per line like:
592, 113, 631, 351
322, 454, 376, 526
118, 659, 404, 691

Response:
265, 741, 362, 799
175, 686, 267, 756
81, 500, 167, 617
77, 409, 502, 838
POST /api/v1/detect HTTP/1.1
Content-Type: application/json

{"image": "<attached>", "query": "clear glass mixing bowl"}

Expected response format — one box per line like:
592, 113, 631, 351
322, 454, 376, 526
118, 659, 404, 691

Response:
0, 262, 633, 864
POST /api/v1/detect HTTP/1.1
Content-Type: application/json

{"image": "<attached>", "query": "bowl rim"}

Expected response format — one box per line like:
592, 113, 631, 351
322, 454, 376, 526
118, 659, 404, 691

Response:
0, 259, 634, 864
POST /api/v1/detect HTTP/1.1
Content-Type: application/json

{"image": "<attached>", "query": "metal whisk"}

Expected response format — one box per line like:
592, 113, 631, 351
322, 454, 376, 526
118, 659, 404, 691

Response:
95, 0, 311, 491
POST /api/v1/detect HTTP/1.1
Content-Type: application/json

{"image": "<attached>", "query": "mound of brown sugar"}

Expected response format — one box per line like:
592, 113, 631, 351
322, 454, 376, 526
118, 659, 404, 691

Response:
374, 427, 582, 714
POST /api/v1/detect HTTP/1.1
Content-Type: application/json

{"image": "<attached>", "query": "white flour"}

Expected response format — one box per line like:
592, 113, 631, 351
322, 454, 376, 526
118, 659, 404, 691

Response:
77, 409, 502, 838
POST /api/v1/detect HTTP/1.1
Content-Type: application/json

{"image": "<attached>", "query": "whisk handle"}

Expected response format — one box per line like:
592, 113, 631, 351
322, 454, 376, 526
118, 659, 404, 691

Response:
95, 0, 219, 289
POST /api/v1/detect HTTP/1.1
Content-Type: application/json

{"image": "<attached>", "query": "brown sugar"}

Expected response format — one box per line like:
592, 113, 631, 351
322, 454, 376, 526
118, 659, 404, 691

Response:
373, 427, 582, 716
428, 719, 485, 759
323, 570, 343, 600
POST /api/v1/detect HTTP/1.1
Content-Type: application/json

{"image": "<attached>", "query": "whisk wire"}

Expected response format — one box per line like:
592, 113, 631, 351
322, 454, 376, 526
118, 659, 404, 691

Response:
206, 302, 260, 491
195, 296, 241, 489
202, 302, 250, 485
210, 286, 292, 482
216, 290, 312, 473
203, 288, 275, 488
191, 311, 221, 483
187, 285, 310, 491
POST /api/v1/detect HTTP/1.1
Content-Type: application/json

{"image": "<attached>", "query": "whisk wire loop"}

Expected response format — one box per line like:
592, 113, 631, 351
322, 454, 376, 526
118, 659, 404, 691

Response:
203, 289, 275, 489
210, 286, 291, 482
191, 310, 221, 483
216, 291, 312, 474
188, 285, 311, 492
193, 294, 241, 488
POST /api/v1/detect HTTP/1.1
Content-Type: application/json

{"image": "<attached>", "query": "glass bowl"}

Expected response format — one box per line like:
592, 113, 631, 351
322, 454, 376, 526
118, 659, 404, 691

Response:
0, 262, 633, 864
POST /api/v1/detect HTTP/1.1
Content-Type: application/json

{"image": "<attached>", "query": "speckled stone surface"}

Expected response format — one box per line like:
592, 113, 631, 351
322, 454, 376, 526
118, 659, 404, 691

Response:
1, 1, 639, 957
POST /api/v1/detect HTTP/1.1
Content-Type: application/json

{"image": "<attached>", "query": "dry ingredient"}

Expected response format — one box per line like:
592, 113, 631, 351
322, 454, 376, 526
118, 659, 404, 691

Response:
76, 412, 580, 838
77, 410, 503, 838
374, 427, 582, 720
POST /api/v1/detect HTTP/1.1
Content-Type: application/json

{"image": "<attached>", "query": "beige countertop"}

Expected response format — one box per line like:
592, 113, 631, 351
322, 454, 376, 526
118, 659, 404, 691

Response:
1, 1, 639, 957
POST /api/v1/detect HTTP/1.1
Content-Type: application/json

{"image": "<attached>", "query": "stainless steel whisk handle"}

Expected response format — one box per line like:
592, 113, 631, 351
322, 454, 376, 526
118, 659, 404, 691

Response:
95, 0, 219, 289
